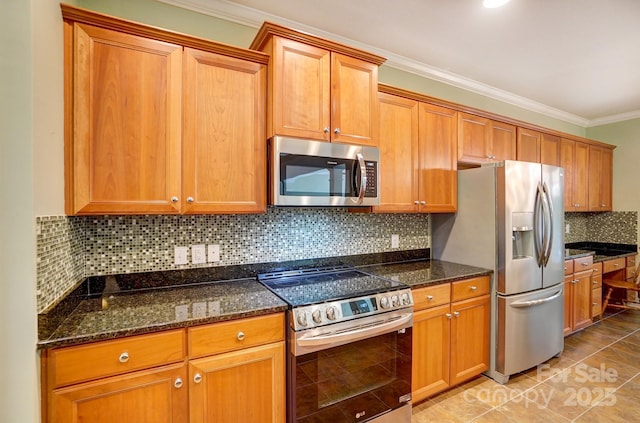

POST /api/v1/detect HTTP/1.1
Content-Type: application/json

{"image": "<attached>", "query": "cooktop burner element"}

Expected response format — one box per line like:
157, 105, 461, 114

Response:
258, 266, 413, 330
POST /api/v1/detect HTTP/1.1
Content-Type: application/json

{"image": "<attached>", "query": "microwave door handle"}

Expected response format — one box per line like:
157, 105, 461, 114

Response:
351, 153, 367, 205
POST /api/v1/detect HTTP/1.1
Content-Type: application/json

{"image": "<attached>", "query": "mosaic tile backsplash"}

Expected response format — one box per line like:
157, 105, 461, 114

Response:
565, 211, 637, 244
37, 208, 430, 312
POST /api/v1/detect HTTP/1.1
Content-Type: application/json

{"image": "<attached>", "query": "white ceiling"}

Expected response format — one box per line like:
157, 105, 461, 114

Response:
161, 0, 640, 127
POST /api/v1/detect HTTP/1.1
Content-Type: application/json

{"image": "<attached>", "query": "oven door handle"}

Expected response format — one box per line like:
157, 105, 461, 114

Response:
296, 312, 412, 348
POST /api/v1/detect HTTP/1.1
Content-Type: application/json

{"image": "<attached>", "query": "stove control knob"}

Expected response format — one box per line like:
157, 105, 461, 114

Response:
326, 306, 337, 321
401, 293, 410, 305
391, 295, 399, 307
297, 311, 308, 327
380, 296, 390, 309
312, 309, 322, 324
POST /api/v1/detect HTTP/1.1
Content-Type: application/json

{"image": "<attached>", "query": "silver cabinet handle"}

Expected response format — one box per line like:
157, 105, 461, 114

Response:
453, 311, 460, 318
614, 263, 620, 267
470, 286, 477, 291
581, 262, 589, 266
593, 280, 598, 285
119, 352, 129, 363
237, 331, 245, 341
323, 127, 330, 133
186, 197, 194, 203
334, 128, 341, 135
414, 201, 420, 205
420, 201, 426, 205
174, 378, 183, 389
193, 373, 202, 384
427, 295, 434, 301
171, 196, 179, 203
445, 313, 452, 319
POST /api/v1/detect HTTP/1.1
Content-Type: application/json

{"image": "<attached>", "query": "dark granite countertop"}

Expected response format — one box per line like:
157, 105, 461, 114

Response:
565, 242, 637, 263
37, 278, 288, 350
38, 249, 495, 350
361, 259, 492, 289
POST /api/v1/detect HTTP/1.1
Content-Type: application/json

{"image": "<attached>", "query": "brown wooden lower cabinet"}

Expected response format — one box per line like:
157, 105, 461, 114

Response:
411, 276, 490, 403
564, 257, 594, 336
42, 313, 285, 423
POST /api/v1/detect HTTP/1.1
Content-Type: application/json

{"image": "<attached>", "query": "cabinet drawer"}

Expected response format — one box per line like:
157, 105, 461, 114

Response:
603, 258, 625, 274
48, 329, 186, 388
188, 313, 284, 358
591, 262, 602, 277
573, 256, 593, 272
627, 255, 636, 268
591, 274, 602, 289
451, 276, 490, 302
564, 260, 574, 276
412, 283, 450, 311
591, 287, 602, 318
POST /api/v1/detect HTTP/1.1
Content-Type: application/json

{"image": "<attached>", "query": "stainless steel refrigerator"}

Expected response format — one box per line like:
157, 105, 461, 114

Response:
432, 160, 564, 384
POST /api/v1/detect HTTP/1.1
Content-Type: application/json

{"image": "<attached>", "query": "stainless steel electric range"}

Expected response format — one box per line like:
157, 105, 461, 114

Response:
258, 266, 413, 423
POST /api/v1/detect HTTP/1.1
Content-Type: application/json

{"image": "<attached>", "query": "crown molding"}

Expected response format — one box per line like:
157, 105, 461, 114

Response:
158, 0, 636, 128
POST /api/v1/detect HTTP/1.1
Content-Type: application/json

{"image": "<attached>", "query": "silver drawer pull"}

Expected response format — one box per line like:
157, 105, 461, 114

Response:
470, 286, 477, 291
427, 295, 434, 300
174, 378, 183, 389
193, 373, 202, 384
581, 262, 589, 266
237, 331, 246, 341
453, 311, 460, 317
119, 352, 129, 363
445, 313, 452, 319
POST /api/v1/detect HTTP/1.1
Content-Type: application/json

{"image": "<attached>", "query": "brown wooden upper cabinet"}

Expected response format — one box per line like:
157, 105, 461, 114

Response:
376, 91, 457, 213
516, 128, 560, 166
62, 6, 268, 215
587, 145, 613, 211
457, 112, 516, 165
251, 22, 385, 146
560, 138, 589, 212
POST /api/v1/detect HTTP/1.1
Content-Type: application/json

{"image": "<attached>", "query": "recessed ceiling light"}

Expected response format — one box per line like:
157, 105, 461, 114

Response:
483, 0, 512, 8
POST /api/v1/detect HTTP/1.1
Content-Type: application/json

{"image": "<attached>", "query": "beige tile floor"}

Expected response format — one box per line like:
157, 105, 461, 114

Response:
412, 309, 640, 422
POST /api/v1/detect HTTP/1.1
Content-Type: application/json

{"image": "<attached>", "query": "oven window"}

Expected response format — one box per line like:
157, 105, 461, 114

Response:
280, 154, 356, 197
292, 329, 411, 423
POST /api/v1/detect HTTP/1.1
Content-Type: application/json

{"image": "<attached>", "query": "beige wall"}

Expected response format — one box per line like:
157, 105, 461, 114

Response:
587, 118, 640, 246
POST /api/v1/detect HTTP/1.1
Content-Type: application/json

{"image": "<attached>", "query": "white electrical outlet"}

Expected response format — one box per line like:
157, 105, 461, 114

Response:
192, 302, 207, 318
192, 244, 206, 264
391, 234, 400, 249
174, 246, 188, 265
565, 224, 571, 234
175, 304, 189, 321
208, 244, 221, 262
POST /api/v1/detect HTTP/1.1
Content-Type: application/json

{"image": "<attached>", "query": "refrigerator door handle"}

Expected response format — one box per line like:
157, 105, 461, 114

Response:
533, 184, 545, 267
542, 182, 554, 266
509, 288, 563, 308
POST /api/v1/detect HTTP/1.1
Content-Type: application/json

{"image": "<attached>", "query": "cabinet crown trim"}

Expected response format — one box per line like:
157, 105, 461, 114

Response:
60, 4, 269, 64
250, 21, 386, 65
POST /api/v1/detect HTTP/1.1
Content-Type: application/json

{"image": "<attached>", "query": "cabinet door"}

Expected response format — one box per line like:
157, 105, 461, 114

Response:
573, 271, 593, 331
375, 93, 419, 212
418, 103, 458, 212
491, 121, 516, 161
270, 36, 331, 141
516, 127, 541, 163
588, 146, 603, 211
51, 363, 187, 423
560, 139, 589, 212
449, 295, 490, 386
189, 342, 285, 423
600, 148, 613, 211
183, 48, 266, 213
331, 53, 379, 145
69, 24, 182, 214
412, 304, 451, 402
540, 133, 560, 166
457, 113, 491, 163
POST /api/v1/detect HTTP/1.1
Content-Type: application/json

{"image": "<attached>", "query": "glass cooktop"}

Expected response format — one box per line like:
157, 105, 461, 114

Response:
258, 266, 406, 307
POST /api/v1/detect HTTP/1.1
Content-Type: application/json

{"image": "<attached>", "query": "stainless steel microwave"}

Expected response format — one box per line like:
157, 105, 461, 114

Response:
268, 136, 380, 207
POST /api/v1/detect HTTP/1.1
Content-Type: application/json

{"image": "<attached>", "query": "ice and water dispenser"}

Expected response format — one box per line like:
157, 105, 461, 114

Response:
512, 212, 534, 259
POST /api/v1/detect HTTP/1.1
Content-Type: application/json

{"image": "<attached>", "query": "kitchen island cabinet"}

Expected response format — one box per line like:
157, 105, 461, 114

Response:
251, 22, 385, 146
62, 5, 268, 215
376, 89, 457, 213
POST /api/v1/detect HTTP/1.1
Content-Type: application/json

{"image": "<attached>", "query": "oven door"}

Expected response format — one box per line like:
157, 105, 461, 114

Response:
289, 310, 412, 423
